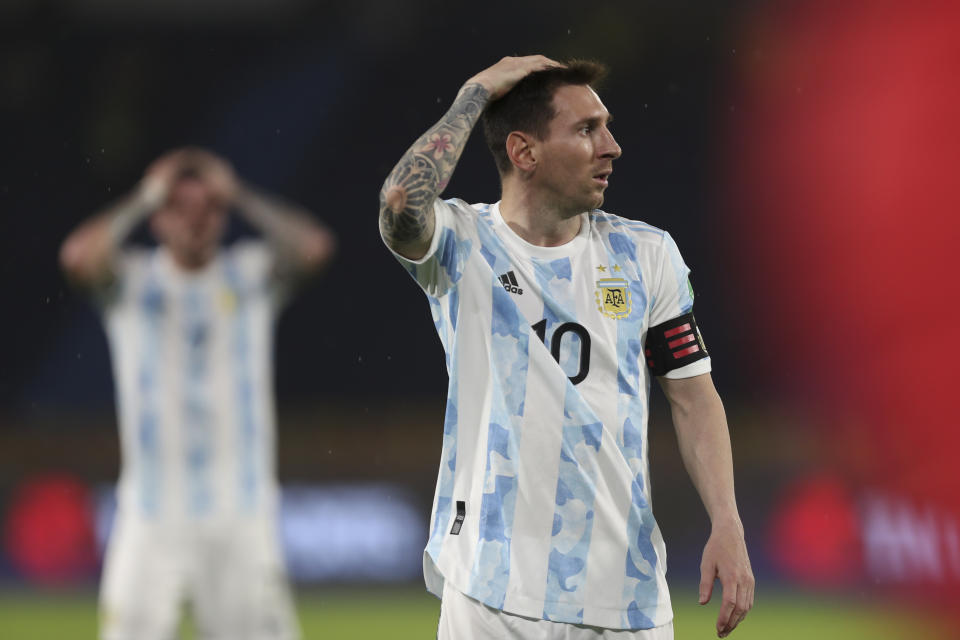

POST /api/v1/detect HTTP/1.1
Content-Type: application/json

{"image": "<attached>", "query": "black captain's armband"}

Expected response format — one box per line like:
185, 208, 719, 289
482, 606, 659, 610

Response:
645, 312, 709, 376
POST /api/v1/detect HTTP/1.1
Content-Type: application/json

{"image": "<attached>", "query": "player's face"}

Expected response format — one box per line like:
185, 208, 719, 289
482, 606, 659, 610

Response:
533, 84, 621, 215
153, 178, 228, 269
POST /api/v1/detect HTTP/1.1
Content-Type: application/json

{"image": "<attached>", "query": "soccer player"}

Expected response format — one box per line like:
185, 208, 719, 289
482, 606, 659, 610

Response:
60, 148, 335, 640
379, 56, 753, 639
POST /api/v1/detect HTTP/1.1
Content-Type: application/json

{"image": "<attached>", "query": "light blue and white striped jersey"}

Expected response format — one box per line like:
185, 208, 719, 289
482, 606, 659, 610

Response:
389, 199, 711, 630
100, 242, 285, 525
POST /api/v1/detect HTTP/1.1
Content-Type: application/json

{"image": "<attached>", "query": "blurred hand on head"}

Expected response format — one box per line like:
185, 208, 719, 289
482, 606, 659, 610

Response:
183, 148, 239, 207
147, 149, 234, 269
141, 149, 188, 205
143, 147, 238, 209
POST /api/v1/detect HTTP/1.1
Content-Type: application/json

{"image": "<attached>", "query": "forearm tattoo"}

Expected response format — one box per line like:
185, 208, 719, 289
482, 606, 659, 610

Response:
379, 82, 490, 248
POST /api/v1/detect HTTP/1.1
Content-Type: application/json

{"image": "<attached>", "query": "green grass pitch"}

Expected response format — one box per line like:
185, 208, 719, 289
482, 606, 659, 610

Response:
0, 585, 946, 639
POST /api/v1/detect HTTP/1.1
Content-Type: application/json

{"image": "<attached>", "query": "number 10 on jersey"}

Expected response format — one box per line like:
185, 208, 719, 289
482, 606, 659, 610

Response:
532, 319, 591, 385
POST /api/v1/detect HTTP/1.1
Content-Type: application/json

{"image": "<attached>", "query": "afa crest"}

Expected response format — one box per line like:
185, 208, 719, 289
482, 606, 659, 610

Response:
595, 278, 632, 319
218, 289, 237, 313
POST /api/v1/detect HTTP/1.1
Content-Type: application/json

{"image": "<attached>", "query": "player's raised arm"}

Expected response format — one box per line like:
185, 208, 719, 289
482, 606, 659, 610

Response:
59, 150, 182, 289
234, 184, 336, 275
378, 55, 561, 260
659, 373, 754, 638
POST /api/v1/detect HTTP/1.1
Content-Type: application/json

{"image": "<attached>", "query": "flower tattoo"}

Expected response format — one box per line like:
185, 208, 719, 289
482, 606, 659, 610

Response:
422, 132, 454, 159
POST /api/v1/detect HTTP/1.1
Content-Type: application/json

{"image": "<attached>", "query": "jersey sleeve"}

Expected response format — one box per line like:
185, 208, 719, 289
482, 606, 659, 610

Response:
647, 231, 712, 379
383, 198, 475, 298
91, 248, 149, 310
228, 240, 291, 310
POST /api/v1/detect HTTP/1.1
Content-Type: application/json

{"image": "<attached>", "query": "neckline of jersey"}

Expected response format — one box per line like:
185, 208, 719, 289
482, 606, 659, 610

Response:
155, 245, 223, 283
490, 201, 591, 260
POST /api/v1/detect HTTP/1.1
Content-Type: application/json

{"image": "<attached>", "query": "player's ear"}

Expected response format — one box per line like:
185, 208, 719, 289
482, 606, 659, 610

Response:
506, 131, 537, 174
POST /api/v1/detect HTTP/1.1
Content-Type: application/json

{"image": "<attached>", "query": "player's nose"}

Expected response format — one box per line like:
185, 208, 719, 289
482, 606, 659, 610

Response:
599, 127, 622, 160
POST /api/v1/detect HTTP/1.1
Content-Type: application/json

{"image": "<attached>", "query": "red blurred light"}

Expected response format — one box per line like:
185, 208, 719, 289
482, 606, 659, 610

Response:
768, 474, 862, 586
3, 474, 98, 585
725, 0, 960, 611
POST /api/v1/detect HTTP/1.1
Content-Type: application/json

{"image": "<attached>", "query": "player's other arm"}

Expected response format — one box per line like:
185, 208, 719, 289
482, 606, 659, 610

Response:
59, 151, 181, 288
233, 184, 336, 276
181, 149, 336, 277
659, 373, 754, 638
378, 55, 561, 260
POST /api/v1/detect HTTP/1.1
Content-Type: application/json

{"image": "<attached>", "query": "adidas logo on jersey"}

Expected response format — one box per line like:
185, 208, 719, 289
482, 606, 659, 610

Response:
499, 271, 523, 295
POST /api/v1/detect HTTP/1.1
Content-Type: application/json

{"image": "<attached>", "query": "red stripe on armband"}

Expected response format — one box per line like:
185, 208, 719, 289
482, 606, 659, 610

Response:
663, 323, 691, 338
673, 345, 701, 359
668, 334, 696, 349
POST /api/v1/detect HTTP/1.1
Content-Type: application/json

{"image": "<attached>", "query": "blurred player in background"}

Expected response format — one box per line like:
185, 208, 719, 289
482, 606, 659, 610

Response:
379, 56, 753, 639
59, 148, 335, 640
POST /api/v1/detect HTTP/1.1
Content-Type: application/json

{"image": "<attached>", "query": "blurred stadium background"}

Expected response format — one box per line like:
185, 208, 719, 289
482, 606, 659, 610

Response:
2, 0, 958, 637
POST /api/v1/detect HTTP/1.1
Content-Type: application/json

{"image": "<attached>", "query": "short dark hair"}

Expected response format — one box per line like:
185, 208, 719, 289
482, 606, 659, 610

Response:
481, 60, 608, 176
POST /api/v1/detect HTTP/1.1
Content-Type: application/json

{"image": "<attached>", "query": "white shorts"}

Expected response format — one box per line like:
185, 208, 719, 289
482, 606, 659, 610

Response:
99, 515, 299, 640
437, 581, 674, 640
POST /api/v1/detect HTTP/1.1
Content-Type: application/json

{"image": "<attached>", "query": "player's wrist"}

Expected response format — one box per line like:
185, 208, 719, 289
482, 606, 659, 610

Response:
460, 76, 494, 101
137, 175, 169, 210
107, 180, 161, 244
709, 513, 744, 535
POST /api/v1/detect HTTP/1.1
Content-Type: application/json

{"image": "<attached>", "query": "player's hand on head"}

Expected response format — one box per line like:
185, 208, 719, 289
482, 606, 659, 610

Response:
172, 147, 239, 205
195, 151, 239, 205
698, 520, 754, 638
141, 148, 189, 205
467, 55, 564, 101
144, 148, 187, 180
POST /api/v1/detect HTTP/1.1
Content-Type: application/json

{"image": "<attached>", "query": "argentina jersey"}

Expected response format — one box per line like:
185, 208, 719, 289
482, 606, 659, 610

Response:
102, 242, 283, 524
389, 199, 711, 630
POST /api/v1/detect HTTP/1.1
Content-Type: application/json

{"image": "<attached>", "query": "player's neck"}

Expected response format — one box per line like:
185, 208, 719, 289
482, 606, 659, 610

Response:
165, 245, 217, 272
499, 183, 582, 248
